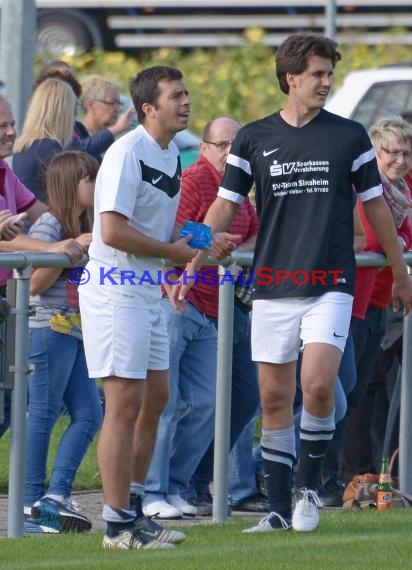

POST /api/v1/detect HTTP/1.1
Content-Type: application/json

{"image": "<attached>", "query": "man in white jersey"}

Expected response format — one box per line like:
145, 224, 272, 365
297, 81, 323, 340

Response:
175, 34, 412, 534
79, 66, 197, 550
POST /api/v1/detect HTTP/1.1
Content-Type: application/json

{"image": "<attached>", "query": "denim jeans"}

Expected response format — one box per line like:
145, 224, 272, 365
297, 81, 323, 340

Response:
144, 299, 218, 498
228, 415, 259, 504
144, 300, 259, 499
191, 305, 259, 495
25, 327, 102, 507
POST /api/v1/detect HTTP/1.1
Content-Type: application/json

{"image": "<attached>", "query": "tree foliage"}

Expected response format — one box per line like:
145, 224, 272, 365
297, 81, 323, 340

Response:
37, 31, 412, 135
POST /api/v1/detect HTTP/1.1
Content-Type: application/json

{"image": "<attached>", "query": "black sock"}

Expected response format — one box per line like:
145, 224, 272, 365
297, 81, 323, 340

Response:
264, 459, 292, 520
295, 438, 331, 490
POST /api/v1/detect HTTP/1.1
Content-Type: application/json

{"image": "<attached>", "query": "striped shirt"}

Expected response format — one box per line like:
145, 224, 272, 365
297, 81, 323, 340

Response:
177, 156, 258, 318
29, 212, 82, 338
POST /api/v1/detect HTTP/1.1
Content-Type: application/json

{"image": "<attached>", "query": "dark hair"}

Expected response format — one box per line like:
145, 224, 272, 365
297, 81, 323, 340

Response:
129, 66, 183, 124
276, 33, 341, 94
34, 60, 82, 98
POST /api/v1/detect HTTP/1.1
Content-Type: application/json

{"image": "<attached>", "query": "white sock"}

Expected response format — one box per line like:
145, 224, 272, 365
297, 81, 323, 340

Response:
130, 481, 145, 495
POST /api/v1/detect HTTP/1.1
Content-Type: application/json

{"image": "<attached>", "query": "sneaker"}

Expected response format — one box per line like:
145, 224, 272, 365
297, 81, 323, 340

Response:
242, 511, 292, 533
232, 494, 269, 513
135, 514, 186, 544
24, 510, 60, 534
167, 494, 197, 517
292, 488, 323, 532
182, 492, 213, 516
142, 497, 183, 519
31, 495, 92, 533
102, 520, 175, 550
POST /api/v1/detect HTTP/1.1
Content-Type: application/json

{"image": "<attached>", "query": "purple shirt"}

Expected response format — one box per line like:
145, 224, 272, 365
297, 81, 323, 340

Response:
0, 160, 37, 285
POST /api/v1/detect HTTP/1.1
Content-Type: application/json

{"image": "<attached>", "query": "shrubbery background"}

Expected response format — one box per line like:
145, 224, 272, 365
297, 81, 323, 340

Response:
39, 31, 412, 134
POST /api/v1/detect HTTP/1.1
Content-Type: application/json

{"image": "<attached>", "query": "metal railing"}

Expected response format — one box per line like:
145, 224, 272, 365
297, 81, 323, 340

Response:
0, 253, 86, 538
2, 251, 412, 535
212, 250, 412, 521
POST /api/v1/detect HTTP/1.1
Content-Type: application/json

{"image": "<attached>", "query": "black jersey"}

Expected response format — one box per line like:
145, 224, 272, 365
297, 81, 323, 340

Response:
218, 109, 382, 299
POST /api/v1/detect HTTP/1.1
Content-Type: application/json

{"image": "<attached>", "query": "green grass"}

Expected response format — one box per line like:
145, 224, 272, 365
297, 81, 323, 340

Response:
1, 418, 410, 569
0, 511, 411, 569
0, 417, 101, 493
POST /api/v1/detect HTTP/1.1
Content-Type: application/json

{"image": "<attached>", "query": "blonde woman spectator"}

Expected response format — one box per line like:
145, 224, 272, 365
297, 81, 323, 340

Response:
12, 78, 76, 203
34, 62, 133, 161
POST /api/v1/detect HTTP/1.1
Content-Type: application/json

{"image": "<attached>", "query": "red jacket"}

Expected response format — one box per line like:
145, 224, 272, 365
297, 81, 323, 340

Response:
354, 189, 412, 313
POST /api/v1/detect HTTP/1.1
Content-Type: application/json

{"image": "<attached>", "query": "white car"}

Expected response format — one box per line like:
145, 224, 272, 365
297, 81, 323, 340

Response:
325, 66, 412, 128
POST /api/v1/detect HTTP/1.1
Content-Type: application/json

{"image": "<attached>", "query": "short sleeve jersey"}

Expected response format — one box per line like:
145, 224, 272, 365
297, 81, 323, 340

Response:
0, 160, 37, 285
218, 109, 382, 299
87, 125, 181, 306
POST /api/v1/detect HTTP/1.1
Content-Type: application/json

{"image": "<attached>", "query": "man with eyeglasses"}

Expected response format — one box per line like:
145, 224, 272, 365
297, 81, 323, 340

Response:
142, 117, 262, 519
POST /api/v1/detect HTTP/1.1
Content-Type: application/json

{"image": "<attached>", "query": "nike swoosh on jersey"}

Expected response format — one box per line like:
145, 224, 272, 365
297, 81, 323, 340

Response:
308, 453, 326, 459
333, 332, 345, 338
152, 175, 163, 185
262, 148, 279, 157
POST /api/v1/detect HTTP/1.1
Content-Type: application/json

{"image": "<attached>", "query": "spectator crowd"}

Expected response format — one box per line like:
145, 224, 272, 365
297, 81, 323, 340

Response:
0, 32, 412, 550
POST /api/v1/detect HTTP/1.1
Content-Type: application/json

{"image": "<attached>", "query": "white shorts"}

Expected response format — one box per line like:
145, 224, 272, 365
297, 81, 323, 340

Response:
79, 288, 169, 379
251, 292, 353, 364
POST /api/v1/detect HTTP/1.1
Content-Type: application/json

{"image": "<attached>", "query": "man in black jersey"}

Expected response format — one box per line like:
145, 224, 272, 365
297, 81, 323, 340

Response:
174, 33, 412, 533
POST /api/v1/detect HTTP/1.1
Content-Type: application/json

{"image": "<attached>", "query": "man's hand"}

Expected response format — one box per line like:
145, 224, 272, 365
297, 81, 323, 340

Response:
163, 273, 188, 313
49, 239, 85, 264
392, 273, 412, 315
210, 232, 242, 260
176, 231, 242, 304
168, 235, 198, 264
0, 210, 23, 241
169, 284, 188, 312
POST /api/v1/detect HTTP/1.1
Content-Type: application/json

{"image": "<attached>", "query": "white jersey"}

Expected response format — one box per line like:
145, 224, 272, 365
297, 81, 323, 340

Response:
85, 125, 181, 306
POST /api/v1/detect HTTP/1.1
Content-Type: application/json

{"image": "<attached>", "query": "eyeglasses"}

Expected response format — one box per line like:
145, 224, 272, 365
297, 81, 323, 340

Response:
95, 99, 121, 107
381, 147, 412, 160
203, 140, 233, 150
